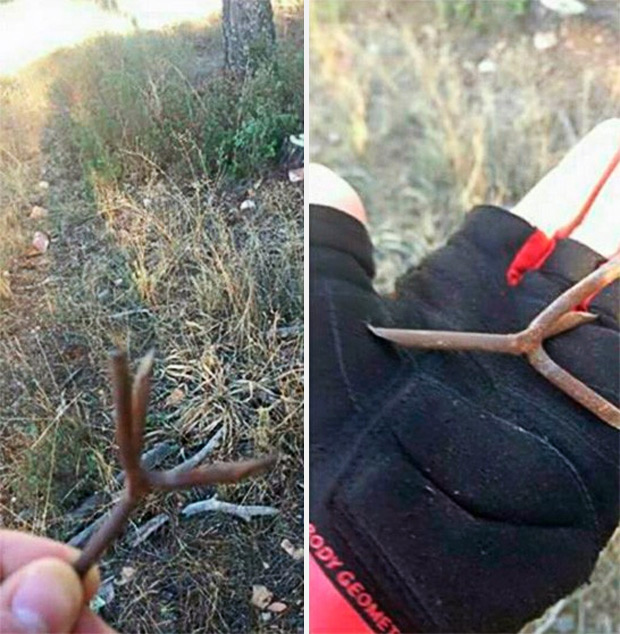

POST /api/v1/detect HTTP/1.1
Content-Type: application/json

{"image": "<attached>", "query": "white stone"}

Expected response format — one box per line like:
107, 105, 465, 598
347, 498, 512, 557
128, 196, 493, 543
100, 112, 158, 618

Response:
240, 199, 256, 211
534, 31, 559, 50
540, 0, 586, 16
477, 59, 496, 74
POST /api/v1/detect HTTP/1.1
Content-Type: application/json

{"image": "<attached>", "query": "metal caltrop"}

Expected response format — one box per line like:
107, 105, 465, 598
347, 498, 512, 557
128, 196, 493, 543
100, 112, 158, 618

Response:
72, 349, 276, 578
369, 141, 620, 429
370, 253, 620, 429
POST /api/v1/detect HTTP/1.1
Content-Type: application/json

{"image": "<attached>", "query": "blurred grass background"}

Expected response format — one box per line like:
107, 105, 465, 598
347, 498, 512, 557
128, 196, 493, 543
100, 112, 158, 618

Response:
310, 1, 618, 633
310, 0, 619, 290
0, 1, 303, 631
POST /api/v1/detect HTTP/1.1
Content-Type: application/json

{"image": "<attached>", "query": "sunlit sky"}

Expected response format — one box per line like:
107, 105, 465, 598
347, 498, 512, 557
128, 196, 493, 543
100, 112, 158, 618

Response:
0, 0, 220, 76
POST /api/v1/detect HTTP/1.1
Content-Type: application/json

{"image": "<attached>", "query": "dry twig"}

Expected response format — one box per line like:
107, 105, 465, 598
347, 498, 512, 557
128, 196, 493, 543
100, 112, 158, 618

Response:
130, 513, 170, 547
71, 350, 276, 578
370, 255, 620, 428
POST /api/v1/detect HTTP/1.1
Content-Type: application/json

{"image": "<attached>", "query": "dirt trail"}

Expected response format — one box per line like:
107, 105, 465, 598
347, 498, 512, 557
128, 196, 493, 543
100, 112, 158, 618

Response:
0, 0, 215, 76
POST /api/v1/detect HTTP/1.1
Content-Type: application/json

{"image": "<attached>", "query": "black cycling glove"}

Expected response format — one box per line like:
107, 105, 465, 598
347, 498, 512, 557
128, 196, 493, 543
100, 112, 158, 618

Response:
310, 204, 619, 633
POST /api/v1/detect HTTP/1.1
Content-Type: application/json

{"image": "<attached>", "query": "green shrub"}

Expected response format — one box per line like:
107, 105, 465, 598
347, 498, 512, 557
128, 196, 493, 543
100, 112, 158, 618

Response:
53, 27, 303, 184
201, 49, 302, 177
437, 0, 531, 30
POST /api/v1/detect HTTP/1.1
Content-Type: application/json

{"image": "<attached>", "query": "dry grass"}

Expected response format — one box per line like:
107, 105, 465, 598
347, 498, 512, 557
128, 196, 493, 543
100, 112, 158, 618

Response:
311, 1, 619, 633
0, 177, 304, 632
0, 3, 303, 632
311, 0, 619, 290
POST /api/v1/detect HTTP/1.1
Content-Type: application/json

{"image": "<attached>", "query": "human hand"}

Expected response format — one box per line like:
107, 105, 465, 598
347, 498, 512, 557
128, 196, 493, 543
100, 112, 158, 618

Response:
512, 118, 620, 257
0, 530, 117, 634
309, 120, 619, 633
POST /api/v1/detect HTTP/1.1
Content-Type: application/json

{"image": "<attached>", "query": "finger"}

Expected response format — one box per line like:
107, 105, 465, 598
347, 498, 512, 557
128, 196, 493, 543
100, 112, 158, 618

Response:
0, 531, 100, 601
310, 198, 401, 447
308, 167, 403, 426
309, 163, 368, 224
512, 118, 620, 256
309, 164, 400, 446
0, 558, 82, 633
570, 161, 620, 257
74, 608, 118, 634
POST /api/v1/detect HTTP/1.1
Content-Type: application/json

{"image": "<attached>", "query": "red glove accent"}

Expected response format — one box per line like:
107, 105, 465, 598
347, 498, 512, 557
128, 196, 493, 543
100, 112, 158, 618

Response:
310, 523, 402, 633
507, 144, 620, 289
310, 556, 372, 634
506, 229, 556, 286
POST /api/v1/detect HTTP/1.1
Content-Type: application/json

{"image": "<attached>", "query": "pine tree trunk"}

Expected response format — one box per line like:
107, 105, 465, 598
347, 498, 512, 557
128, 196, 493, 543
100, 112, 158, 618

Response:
222, 0, 276, 74
96, 0, 119, 10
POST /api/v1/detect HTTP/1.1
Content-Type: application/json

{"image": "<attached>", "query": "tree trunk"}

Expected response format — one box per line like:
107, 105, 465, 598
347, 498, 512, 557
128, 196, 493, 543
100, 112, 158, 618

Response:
95, 0, 119, 10
222, 0, 276, 74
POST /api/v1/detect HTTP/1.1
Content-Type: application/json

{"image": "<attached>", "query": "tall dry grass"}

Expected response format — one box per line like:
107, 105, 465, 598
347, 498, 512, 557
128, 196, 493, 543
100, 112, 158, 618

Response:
0, 70, 53, 298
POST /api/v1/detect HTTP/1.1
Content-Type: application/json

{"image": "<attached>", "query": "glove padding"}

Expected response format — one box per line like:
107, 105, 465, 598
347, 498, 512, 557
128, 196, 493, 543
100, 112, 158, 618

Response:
310, 204, 619, 633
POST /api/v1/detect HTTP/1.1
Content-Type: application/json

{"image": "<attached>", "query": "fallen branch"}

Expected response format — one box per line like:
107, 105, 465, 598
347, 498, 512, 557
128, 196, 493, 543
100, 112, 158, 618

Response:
118, 441, 179, 482
90, 577, 116, 613
182, 496, 279, 522
68, 432, 225, 543
70, 350, 276, 578
168, 427, 224, 475
131, 513, 169, 547
69, 513, 109, 549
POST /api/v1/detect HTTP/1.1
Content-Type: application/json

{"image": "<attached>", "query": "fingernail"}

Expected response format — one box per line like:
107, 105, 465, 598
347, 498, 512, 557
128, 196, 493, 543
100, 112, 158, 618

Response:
9, 608, 47, 634
10, 573, 49, 634
9, 559, 80, 634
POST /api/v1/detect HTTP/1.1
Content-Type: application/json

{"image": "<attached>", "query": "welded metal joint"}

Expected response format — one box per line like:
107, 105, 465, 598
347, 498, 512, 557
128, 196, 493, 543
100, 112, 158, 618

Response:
369, 255, 620, 429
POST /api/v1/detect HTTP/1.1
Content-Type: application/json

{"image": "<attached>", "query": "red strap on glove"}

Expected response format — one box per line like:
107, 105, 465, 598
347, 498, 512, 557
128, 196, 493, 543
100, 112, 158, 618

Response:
507, 144, 620, 288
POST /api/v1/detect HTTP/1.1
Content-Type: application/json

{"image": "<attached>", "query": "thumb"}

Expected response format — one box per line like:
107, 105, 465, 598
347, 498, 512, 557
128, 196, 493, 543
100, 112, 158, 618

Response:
0, 558, 84, 633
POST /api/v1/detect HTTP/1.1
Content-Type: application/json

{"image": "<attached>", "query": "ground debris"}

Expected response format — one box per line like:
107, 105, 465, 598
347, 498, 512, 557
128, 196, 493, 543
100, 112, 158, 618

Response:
280, 538, 303, 561
131, 513, 169, 547
181, 495, 279, 523
68, 441, 178, 520
534, 31, 558, 51
168, 427, 224, 475
90, 577, 115, 613
30, 231, 50, 254
540, 0, 586, 16
69, 513, 108, 548
120, 566, 137, 584
29, 205, 49, 220
251, 584, 273, 609
164, 386, 185, 408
